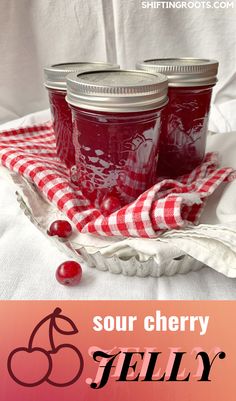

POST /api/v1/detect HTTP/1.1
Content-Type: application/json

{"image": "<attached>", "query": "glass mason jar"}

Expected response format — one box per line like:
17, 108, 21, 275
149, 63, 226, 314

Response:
66, 70, 168, 209
136, 58, 219, 177
43, 62, 119, 169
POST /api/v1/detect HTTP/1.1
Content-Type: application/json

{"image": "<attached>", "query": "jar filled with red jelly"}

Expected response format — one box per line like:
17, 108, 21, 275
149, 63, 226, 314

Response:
137, 58, 219, 177
43, 62, 119, 169
66, 69, 168, 209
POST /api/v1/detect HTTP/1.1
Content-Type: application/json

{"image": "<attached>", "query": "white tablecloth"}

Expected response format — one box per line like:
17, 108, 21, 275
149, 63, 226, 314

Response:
1, 110, 236, 300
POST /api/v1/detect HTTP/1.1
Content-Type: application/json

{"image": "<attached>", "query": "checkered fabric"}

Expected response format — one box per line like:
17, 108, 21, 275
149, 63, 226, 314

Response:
0, 122, 234, 238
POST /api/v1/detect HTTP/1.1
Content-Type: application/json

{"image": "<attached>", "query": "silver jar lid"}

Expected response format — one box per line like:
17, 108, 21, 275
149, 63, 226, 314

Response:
66, 69, 168, 112
44, 62, 120, 90
136, 58, 219, 87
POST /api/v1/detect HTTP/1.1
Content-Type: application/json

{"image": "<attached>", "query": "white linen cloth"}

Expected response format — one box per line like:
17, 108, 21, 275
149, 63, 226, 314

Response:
0, 110, 236, 300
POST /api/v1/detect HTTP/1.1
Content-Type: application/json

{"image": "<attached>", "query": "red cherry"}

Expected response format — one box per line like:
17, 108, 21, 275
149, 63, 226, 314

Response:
56, 261, 82, 286
100, 195, 121, 216
48, 220, 72, 238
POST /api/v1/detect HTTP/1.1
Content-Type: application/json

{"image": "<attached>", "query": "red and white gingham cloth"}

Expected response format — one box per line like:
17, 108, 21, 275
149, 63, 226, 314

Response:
0, 122, 234, 238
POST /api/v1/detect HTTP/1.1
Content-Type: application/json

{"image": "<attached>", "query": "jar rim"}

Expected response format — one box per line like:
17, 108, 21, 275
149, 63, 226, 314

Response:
136, 58, 219, 87
66, 69, 169, 112
44, 61, 120, 90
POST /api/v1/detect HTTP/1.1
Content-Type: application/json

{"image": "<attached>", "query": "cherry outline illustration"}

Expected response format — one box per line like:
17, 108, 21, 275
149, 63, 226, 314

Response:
7, 308, 84, 387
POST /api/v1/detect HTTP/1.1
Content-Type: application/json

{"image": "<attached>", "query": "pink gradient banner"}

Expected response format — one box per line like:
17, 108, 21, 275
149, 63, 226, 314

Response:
0, 301, 235, 400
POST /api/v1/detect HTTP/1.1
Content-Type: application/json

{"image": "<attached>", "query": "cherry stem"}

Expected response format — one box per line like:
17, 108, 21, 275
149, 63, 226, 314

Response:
28, 308, 62, 351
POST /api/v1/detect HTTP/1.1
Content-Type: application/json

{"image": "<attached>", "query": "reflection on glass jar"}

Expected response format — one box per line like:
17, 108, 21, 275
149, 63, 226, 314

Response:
43, 62, 119, 169
66, 69, 168, 209
48, 88, 75, 168
159, 85, 213, 176
137, 58, 219, 177
71, 108, 163, 206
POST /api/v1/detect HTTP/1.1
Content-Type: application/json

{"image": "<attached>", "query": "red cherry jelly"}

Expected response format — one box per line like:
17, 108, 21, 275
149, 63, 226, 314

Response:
66, 70, 168, 207
158, 85, 214, 176
137, 58, 219, 177
48, 88, 75, 168
70, 107, 166, 206
44, 62, 119, 170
